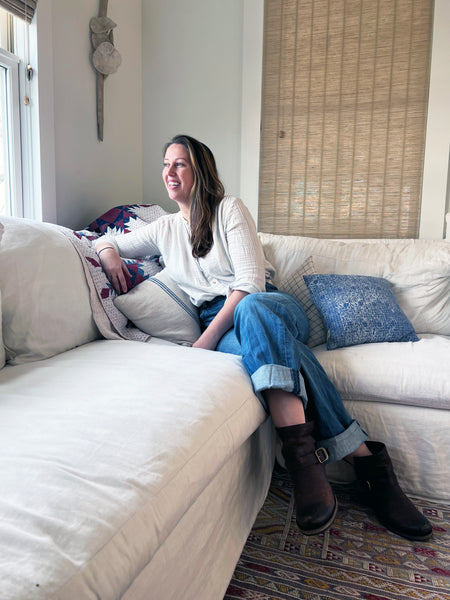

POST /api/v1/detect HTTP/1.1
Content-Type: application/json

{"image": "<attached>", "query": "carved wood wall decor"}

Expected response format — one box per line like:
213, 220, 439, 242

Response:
90, 0, 122, 141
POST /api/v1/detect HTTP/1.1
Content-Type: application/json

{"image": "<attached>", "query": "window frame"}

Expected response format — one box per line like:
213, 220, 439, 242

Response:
0, 46, 23, 217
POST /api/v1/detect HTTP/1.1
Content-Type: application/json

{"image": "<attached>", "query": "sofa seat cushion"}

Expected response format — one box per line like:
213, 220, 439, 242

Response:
0, 339, 266, 600
313, 334, 450, 410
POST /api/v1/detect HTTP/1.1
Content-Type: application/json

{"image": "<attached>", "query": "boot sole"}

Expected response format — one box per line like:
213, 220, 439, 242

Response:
357, 489, 433, 541
376, 517, 433, 542
297, 496, 338, 536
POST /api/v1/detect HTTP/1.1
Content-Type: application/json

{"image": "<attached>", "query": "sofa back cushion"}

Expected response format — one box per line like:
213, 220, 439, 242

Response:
0, 217, 100, 364
259, 233, 450, 336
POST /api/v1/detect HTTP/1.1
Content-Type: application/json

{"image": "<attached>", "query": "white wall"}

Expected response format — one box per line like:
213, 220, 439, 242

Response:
240, 0, 264, 225
41, 0, 143, 230
141, 0, 243, 213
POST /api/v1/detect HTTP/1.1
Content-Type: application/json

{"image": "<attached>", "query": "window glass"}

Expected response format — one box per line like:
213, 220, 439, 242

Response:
0, 7, 28, 218
0, 64, 8, 215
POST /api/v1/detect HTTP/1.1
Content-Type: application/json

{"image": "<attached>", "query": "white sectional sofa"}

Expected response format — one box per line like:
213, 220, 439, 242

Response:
260, 232, 450, 503
0, 212, 449, 600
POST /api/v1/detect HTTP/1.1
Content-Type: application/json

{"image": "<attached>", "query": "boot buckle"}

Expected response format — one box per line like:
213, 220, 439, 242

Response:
315, 447, 329, 464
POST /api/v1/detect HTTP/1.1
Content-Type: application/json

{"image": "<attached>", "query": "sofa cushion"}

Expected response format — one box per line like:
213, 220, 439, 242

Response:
0, 338, 267, 599
0, 217, 100, 364
304, 274, 419, 349
259, 233, 450, 336
113, 269, 201, 346
278, 257, 326, 347
312, 334, 450, 410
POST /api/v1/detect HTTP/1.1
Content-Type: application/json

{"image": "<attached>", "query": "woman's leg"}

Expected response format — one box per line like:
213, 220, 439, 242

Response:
232, 291, 368, 460
201, 291, 431, 540
264, 388, 306, 426
263, 389, 338, 535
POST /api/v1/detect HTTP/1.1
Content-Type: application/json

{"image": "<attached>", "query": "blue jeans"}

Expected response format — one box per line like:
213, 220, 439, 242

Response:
198, 287, 367, 462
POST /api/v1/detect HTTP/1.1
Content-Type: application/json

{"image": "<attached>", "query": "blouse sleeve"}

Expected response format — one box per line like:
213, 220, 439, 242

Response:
223, 197, 267, 294
93, 222, 161, 259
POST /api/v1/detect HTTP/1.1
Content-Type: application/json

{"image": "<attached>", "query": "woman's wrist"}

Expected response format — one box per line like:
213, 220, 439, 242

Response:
96, 245, 115, 257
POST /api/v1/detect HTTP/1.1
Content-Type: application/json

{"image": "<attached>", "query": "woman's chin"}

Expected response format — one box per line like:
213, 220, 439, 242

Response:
168, 195, 190, 213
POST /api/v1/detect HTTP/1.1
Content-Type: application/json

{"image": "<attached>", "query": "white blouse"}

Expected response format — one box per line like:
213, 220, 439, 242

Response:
96, 196, 275, 306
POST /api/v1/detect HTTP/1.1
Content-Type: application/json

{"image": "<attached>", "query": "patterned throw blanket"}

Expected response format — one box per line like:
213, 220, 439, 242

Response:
61, 204, 167, 341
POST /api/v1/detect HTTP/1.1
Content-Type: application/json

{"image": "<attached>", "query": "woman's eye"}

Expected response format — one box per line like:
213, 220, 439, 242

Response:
163, 162, 184, 168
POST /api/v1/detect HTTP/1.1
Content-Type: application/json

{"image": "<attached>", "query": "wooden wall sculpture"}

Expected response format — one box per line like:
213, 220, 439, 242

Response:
89, 0, 122, 141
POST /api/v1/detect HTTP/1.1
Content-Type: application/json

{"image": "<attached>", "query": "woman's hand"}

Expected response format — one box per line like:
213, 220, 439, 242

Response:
96, 245, 131, 294
192, 329, 220, 351
192, 290, 248, 351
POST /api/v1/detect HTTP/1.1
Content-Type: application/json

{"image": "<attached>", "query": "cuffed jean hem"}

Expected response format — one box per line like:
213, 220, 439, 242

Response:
251, 364, 308, 413
316, 419, 368, 463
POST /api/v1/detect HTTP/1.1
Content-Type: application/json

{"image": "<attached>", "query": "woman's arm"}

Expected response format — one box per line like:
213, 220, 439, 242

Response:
192, 198, 268, 350
95, 242, 131, 294
192, 289, 248, 350
94, 221, 162, 294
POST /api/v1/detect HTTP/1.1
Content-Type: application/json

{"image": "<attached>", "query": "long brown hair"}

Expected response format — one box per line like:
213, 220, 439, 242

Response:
163, 135, 225, 258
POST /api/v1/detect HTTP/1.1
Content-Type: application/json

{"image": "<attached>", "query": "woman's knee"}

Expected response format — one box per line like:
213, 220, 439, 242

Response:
235, 291, 309, 343
235, 292, 275, 319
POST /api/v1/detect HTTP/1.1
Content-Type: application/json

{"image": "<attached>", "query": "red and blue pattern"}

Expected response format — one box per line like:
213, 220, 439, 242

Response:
65, 204, 168, 340
87, 204, 158, 236
76, 203, 167, 294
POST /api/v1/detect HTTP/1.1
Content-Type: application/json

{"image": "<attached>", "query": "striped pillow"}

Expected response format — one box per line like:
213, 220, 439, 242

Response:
114, 269, 201, 346
279, 256, 326, 348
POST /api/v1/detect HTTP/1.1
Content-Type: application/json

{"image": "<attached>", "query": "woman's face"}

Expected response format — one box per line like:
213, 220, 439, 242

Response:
162, 144, 194, 208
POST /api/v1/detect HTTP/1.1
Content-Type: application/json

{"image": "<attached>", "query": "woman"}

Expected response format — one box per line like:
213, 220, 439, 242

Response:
95, 134, 431, 541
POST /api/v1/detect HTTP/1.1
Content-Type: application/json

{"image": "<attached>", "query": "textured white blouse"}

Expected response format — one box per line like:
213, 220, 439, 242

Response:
97, 196, 275, 306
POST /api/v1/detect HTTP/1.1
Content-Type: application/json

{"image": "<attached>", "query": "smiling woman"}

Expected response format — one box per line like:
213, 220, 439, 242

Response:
94, 133, 432, 542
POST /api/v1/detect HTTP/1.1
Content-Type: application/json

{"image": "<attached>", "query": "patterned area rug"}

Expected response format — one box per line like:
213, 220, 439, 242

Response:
224, 466, 450, 600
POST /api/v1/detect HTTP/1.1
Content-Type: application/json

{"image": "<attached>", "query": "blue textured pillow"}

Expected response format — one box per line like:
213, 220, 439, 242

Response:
303, 274, 419, 350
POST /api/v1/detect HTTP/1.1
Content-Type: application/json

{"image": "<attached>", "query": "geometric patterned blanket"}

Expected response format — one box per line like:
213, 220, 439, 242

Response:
61, 204, 167, 341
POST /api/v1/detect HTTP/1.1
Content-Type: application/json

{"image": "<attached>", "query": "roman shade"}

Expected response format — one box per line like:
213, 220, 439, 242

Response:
259, 0, 434, 239
0, 0, 36, 23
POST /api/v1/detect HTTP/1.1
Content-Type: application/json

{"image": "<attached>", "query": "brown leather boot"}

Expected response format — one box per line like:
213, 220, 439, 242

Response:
277, 421, 337, 536
353, 441, 432, 541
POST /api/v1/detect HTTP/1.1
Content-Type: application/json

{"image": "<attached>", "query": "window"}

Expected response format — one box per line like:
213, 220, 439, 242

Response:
0, 47, 22, 216
259, 0, 434, 239
0, 6, 35, 218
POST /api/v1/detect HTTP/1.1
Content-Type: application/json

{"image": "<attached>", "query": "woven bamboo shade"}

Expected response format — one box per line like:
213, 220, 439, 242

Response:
259, 0, 433, 238
0, 0, 36, 23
